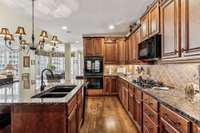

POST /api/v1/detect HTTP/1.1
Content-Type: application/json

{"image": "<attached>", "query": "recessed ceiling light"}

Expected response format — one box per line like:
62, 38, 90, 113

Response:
62, 26, 68, 30
108, 25, 115, 30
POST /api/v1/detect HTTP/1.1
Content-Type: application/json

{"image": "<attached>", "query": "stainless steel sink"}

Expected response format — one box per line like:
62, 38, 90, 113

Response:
49, 85, 77, 93
32, 92, 68, 98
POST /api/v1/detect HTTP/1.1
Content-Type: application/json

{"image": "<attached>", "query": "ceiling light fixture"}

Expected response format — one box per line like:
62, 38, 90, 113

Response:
108, 25, 115, 30
0, 0, 60, 52
62, 26, 68, 30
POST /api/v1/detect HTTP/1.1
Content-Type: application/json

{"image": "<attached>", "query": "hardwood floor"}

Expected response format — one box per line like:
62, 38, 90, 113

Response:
80, 97, 138, 133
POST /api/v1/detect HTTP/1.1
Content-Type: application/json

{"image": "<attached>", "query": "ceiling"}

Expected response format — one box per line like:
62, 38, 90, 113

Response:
0, 0, 153, 50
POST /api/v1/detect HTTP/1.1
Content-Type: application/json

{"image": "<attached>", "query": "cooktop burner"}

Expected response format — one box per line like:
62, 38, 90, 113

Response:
132, 78, 164, 89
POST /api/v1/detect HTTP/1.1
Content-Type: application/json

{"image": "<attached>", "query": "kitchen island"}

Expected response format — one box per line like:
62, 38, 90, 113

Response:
0, 80, 85, 133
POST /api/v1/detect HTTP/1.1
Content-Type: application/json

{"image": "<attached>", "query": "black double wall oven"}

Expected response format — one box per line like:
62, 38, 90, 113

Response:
84, 57, 103, 89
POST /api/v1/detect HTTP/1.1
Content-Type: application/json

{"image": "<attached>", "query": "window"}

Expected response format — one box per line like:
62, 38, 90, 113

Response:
36, 55, 49, 79
71, 51, 83, 80
52, 57, 65, 73
0, 43, 19, 78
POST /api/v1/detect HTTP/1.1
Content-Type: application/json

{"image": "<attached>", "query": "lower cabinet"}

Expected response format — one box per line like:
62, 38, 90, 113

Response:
103, 76, 117, 95
135, 98, 143, 132
160, 104, 190, 133
193, 123, 200, 133
128, 85, 134, 119
67, 105, 78, 133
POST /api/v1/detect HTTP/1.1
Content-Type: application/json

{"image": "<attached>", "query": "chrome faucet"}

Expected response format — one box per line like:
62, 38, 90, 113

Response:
40, 68, 54, 91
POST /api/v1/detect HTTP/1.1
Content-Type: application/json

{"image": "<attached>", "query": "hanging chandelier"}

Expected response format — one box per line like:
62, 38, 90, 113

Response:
0, 0, 60, 52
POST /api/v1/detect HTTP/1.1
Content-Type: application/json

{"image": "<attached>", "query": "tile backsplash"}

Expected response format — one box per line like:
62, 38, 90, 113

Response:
105, 64, 200, 90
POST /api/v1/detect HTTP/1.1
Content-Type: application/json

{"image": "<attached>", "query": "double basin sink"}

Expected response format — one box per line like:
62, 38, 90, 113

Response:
32, 85, 77, 98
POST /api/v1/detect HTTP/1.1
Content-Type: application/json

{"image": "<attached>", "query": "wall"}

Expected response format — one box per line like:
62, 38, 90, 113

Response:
105, 64, 200, 90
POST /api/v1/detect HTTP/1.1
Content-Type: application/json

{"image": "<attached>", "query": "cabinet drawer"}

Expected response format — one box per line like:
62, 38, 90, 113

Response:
67, 95, 77, 116
135, 89, 142, 101
143, 93, 158, 112
143, 103, 158, 125
143, 113, 158, 133
160, 105, 190, 133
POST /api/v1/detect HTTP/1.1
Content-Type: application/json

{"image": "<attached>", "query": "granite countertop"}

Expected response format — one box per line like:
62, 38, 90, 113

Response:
119, 75, 200, 126
0, 79, 85, 105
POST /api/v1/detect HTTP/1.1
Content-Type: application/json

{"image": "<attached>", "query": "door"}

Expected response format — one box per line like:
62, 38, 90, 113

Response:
67, 106, 78, 133
83, 38, 94, 56
135, 99, 142, 132
160, 118, 179, 133
161, 0, 181, 59
93, 38, 103, 56
128, 88, 134, 119
149, 2, 160, 36
141, 15, 149, 41
104, 40, 117, 64
181, 0, 200, 57
117, 39, 126, 64
129, 34, 136, 63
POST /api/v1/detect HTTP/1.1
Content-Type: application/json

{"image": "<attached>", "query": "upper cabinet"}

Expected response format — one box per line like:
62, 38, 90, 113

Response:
141, 15, 149, 41
149, 2, 160, 36
160, 0, 181, 59
83, 37, 103, 57
181, 0, 200, 58
117, 38, 126, 64
104, 38, 118, 64
141, 1, 160, 41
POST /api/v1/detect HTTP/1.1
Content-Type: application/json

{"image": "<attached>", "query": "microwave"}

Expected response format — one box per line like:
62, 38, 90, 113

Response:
138, 34, 161, 61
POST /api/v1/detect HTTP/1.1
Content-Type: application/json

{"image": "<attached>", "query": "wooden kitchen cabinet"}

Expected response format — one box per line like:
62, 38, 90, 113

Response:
128, 85, 135, 120
122, 81, 129, 111
104, 38, 117, 64
83, 38, 103, 57
181, 0, 200, 58
103, 76, 117, 95
134, 89, 143, 132
67, 105, 78, 133
160, 0, 181, 59
149, 2, 160, 36
128, 33, 137, 63
193, 123, 200, 133
141, 14, 149, 41
160, 104, 190, 133
117, 38, 126, 64
77, 88, 84, 129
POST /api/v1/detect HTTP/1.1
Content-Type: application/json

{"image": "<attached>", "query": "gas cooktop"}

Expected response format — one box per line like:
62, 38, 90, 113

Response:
132, 79, 164, 89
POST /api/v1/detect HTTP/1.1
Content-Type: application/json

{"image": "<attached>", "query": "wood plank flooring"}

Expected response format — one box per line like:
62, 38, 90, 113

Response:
80, 97, 138, 133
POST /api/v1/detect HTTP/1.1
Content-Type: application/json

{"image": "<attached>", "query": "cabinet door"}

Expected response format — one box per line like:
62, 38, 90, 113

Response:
93, 38, 103, 56
160, 118, 179, 133
141, 15, 149, 41
124, 87, 129, 111
161, 0, 181, 59
77, 99, 83, 129
117, 39, 126, 64
128, 88, 134, 119
67, 106, 78, 133
103, 77, 111, 94
135, 99, 142, 132
129, 34, 136, 63
181, 0, 200, 57
149, 2, 160, 36
104, 41, 117, 64
83, 38, 94, 56
111, 77, 117, 94
193, 123, 200, 133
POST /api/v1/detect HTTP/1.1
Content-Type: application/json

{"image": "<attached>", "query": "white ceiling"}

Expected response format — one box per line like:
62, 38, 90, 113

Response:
0, 0, 153, 50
